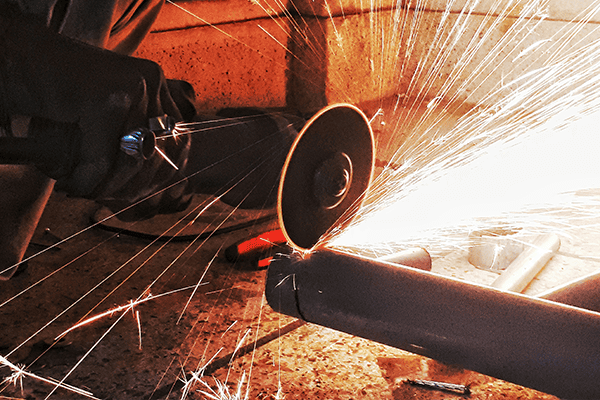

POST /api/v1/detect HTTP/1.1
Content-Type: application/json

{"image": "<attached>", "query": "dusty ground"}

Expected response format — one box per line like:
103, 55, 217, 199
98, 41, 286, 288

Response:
0, 190, 566, 400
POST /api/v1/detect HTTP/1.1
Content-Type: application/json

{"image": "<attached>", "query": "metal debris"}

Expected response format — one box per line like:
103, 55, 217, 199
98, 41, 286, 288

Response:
404, 378, 471, 395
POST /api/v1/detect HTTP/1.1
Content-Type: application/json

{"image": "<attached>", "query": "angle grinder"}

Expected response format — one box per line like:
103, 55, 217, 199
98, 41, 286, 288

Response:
224, 103, 375, 265
277, 103, 375, 250
0, 104, 375, 243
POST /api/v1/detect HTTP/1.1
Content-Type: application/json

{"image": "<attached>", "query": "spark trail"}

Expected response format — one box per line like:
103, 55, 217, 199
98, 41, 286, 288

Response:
328, 1, 600, 259
4, 0, 600, 399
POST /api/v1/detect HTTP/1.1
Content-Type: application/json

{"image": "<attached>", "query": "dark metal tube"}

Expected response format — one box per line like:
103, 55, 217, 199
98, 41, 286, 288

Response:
377, 247, 432, 271
265, 249, 600, 399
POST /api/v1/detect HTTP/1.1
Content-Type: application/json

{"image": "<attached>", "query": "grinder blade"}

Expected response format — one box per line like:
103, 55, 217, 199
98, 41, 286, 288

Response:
278, 104, 374, 250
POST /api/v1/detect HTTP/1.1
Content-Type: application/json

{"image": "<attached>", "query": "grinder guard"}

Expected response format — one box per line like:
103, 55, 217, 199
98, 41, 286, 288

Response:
277, 104, 374, 250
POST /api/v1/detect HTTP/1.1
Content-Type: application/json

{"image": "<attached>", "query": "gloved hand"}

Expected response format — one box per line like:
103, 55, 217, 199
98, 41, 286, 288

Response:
0, 7, 195, 214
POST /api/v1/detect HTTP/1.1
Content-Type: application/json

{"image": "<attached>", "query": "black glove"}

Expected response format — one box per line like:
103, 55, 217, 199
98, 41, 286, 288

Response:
0, 8, 194, 211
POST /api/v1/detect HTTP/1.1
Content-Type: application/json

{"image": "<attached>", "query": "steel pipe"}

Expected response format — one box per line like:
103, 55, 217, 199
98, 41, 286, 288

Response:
491, 233, 561, 292
265, 248, 600, 399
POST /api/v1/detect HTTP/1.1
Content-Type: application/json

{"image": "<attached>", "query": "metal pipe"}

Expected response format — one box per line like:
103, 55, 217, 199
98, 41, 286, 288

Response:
491, 233, 560, 292
539, 269, 600, 312
377, 247, 432, 271
265, 249, 600, 399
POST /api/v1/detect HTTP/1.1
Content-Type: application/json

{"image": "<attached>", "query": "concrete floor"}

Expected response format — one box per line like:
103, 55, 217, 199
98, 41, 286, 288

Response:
0, 183, 572, 400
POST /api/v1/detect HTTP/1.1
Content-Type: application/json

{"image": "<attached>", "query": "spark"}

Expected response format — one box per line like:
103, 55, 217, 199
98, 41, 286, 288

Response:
164, 0, 329, 94
326, 3, 600, 256
167, 114, 281, 139
183, 306, 264, 399
274, 384, 286, 400
242, 296, 267, 400
179, 349, 223, 400
196, 371, 247, 400
2, 362, 25, 394
154, 145, 180, 170
258, 25, 294, 59
274, 274, 295, 289
55, 285, 206, 340
177, 251, 220, 324
136, 310, 143, 350
60, 188, 244, 349
0, 152, 227, 281
164, 0, 250, 48
230, 329, 251, 366
513, 39, 552, 62
0, 356, 99, 399
55, 299, 139, 340
426, 96, 442, 109
332, 90, 600, 256
221, 321, 238, 338
368, 108, 384, 124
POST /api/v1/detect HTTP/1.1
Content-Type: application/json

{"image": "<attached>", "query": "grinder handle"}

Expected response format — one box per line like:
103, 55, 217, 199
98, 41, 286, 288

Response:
0, 136, 54, 165
0, 122, 156, 177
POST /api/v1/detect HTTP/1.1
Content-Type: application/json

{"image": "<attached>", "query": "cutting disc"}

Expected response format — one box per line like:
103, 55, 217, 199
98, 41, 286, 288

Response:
278, 103, 374, 250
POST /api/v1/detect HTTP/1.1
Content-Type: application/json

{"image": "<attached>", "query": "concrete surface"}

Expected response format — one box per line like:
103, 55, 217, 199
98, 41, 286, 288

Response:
135, 18, 291, 112
136, 1, 600, 113
286, 10, 404, 112
152, 0, 284, 31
